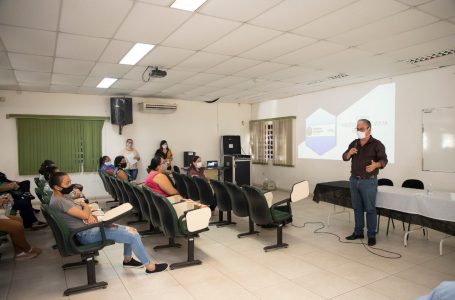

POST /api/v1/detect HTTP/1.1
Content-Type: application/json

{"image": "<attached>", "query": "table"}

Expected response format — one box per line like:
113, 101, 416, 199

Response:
313, 181, 455, 254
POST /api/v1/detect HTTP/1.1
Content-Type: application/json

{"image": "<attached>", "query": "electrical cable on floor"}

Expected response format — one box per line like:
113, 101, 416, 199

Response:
291, 221, 402, 259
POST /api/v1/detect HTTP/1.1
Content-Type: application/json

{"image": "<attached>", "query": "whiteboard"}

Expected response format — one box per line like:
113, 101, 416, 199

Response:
422, 107, 455, 172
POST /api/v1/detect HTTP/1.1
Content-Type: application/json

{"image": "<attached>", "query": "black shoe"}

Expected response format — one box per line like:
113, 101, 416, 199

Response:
123, 258, 143, 268
368, 237, 376, 246
33, 209, 40, 213
345, 232, 364, 240
146, 263, 168, 274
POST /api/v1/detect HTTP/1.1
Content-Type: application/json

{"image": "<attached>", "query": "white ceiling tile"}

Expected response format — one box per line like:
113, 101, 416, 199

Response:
161, 14, 240, 50
181, 85, 220, 97
330, 9, 438, 46
8, 53, 53, 72
204, 87, 242, 97
106, 88, 134, 96
49, 85, 80, 93
137, 0, 174, 6
253, 81, 294, 92
205, 57, 261, 75
110, 79, 144, 89
206, 76, 249, 87
53, 58, 95, 76
19, 84, 49, 92
0, 69, 17, 85
56, 33, 109, 60
418, 0, 455, 19
249, 0, 357, 31
293, 0, 408, 39
174, 52, 230, 72
282, 69, 334, 84
229, 78, 268, 90
123, 66, 150, 80
234, 62, 290, 77
0, 26, 56, 56
89, 62, 132, 78
239, 33, 316, 60
199, 0, 281, 22
98, 40, 134, 64
307, 48, 376, 69
78, 86, 106, 95
0, 52, 12, 69
180, 73, 224, 85
115, 3, 192, 44
60, 0, 133, 38
204, 24, 281, 56
138, 46, 196, 68
136, 81, 174, 92
0, 0, 59, 31
358, 21, 455, 54
51, 74, 86, 86
385, 34, 455, 60
397, 0, 432, 6
258, 66, 315, 81
161, 83, 198, 95
15, 71, 51, 84
272, 41, 348, 65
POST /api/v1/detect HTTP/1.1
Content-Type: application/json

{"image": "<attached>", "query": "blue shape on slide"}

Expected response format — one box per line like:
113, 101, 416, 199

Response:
306, 109, 336, 155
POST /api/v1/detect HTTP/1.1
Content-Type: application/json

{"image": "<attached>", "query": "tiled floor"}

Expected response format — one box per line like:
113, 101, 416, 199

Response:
1, 191, 454, 300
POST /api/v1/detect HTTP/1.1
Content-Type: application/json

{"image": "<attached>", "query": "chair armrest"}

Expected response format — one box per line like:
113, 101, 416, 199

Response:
271, 198, 291, 210
68, 222, 110, 254
264, 192, 274, 208
179, 206, 211, 233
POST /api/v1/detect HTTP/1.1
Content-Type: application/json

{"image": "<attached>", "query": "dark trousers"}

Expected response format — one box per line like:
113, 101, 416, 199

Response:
349, 177, 378, 238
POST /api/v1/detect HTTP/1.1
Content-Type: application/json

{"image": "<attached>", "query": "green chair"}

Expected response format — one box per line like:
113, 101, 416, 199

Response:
150, 192, 211, 270
41, 204, 115, 296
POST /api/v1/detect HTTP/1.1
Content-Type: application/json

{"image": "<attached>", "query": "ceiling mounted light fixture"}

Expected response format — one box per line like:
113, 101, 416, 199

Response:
96, 77, 117, 88
404, 48, 455, 64
171, 0, 208, 12
119, 43, 155, 65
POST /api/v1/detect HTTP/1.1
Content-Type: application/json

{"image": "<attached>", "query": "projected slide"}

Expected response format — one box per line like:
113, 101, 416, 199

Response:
298, 83, 395, 163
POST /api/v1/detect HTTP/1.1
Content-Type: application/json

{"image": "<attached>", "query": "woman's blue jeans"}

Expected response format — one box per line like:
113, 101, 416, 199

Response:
349, 177, 378, 238
77, 224, 151, 265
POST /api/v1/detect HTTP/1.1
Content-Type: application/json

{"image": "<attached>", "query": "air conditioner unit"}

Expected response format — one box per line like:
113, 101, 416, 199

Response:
139, 102, 177, 113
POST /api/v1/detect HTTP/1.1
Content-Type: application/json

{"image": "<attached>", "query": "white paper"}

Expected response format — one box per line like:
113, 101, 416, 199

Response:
126, 153, 138, 165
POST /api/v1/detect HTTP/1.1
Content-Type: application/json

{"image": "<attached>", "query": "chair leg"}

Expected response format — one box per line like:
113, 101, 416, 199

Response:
386, 217, 391, 236
62, 259, 98, 270
209, 210, 225, 226
139, 223, 162, 236
237, 216, 259, 238
377, 214, 380, 234
154, 238, 182, 250
127, 212, 147, 225
170, 236, 202, 270
63, 257, 107, 296
216, 211, 237, 227
391, 219, 395, 229
264, 223, 288, 252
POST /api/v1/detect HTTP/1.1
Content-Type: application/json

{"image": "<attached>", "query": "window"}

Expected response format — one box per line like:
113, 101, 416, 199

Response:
15, 116, 105, 175
250, 116, 295, 166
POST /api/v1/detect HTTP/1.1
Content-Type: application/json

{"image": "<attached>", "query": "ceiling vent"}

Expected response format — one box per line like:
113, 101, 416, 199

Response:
404, 48, 455, 64
307, 73, 349, 85
139, 102, 177, 113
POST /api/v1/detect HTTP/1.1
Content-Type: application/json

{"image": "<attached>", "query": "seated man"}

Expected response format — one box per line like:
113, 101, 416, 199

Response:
144, 156, 180, 198
49, 172, 167, 274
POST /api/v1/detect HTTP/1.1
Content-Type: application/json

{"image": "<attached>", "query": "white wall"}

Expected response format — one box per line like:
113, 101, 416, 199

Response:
251, 66, 455, 192
0, 90, 251, 198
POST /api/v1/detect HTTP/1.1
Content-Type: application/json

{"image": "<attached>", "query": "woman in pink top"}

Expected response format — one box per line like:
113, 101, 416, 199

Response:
144, 156, 179, 197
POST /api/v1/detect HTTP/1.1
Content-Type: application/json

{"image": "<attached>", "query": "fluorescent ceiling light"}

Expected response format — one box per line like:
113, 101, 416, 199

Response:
96, 78, 117, 89
119, 43, 155, 65
171, 0, 207, 12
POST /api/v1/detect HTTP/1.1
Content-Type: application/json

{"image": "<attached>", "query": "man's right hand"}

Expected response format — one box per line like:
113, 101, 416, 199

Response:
347, 148, 358, 158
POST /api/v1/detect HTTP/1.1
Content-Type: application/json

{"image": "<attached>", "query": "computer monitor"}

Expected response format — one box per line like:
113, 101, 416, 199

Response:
206, 160, 218, 169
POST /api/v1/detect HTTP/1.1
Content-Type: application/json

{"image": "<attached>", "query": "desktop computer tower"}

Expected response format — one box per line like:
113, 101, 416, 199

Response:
183, 151, 196, 167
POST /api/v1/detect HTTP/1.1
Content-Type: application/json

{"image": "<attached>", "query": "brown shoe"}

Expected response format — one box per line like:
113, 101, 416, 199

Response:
30, 221, 48, 230
30, 247, 42, 255
15, 251, 38, 261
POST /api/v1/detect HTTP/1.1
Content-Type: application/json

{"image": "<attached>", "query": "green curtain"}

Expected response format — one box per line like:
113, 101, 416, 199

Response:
17, 118, 104, 175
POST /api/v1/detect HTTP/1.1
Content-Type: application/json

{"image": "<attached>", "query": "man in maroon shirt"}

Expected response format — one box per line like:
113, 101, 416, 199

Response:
342, 119, 388, 246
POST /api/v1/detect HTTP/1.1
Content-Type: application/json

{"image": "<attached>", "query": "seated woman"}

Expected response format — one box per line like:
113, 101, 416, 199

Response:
99, 156, 115, 176
43, 165, 60, 193
114, 156, 130, 182
38, 160, 55, 184
0, 194, 42, 260
187, 156, 207, 181
144, 156, 180, 198
49, 172, 167, 274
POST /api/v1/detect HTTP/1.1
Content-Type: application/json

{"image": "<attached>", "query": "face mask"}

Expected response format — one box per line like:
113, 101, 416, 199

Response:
59, 184, 74, 195
161, 163, 168, 171
196, 162, 202, 168
104, 161, 111, 166
120, 162, 127, 169
357, 131, 366, 139
126, 143, 133, 148
162, 144, 167, 149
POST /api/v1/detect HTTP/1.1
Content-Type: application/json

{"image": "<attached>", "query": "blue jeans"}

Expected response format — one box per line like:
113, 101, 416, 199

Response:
349, 177, 378, 238
127, 169, 138, 180
77, 225, 151, 264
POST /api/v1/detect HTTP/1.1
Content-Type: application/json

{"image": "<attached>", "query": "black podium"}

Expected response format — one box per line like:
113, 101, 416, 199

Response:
223, 155, 251, 186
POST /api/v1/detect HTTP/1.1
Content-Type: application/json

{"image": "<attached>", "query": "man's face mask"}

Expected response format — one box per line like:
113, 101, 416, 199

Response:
59, 184, 74, 195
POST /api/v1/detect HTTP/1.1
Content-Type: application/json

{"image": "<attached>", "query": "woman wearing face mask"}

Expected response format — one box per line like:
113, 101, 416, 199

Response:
99, 156, 115, 176
49, 172, 168, 274
144, 156, 179, 197
114, 156, 130, 182
121, 139, 140, 180
187, 156, 207, 181
154, 140, 173, 171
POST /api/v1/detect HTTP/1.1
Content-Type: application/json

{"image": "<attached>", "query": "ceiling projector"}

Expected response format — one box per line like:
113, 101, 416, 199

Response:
150, 67, 167, 78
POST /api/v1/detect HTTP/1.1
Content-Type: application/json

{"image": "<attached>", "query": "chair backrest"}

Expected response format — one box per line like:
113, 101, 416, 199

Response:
131, 184, 150, 221
98, 170, 109, 192
241, 185, 273, 225
224, 181, 249, 217
108, 176, 123, 203
290, 180, 310, 203
378, 178, 394, 186
34, 177, 41, 187
193, 176, 216, 206
141, 186, 161, 228
402, 179, 424, 190
35, 187, 44, 203
41, 204, 74, 257
181, 174, 200, 200
123, 182, 142, 214
102, 172, 117, 200
149, 191, 182, 237
172, 172, 188, 198
209, 179, 231, 211
116, 179, 130, 203
173, 165, 181, 174
164, 173, 176, 188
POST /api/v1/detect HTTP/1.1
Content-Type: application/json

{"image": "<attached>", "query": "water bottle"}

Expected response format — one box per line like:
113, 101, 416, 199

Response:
4, 202, 12, 216
426, 183, 433, 196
